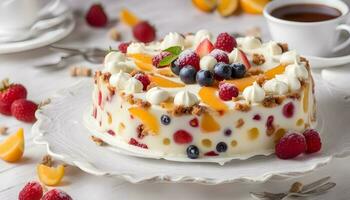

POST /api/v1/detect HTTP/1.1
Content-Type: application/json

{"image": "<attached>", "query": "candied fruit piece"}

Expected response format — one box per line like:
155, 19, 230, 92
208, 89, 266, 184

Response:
0, 128, 24, 163
231, 140, 238, 147
274, 128, 286, 143
303, 83, 310, 113
200, 112, 221, 133
129, 107, 160, 135
201, 139, 212, 147
248, 127, 259, 140
296, 119, 304, 126
37, 164, 65, 186
149, 75, 185, 88
198, 87, 228, 112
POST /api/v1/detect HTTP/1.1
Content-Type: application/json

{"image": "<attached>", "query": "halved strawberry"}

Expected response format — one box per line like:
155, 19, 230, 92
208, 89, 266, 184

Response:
238, 50, 251, 69
195, 39, 214, 58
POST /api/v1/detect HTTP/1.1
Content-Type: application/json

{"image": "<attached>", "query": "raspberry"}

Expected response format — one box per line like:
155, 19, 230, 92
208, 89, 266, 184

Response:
218, 83, 239, 101
189, 118, 199, 127
0, 83, 27, 115
204, 151, 219, 156
85, 4, 108, 27
214, 32, 236, 52
253, 114, 261, 121
177, 50, 200, 70
152, 51, 171, 68
275, 132, 307, 159
11, 99, 38, 123
128, 138, 148, 149
303, 129, 322, 154
173, 130, 193, 144
134, 73, 150, 90
118, 42, 131, 53
42, 189, 73, 200
210, 49, 229, 63
132, 21, 156, 43
282, 102, 294, 118
18, 181, 43, 200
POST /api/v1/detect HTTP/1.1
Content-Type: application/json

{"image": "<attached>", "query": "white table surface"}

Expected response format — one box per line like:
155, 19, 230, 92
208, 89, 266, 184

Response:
1, 0, 350, 199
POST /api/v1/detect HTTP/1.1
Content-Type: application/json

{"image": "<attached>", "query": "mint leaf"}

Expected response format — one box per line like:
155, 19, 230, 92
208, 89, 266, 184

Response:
164, 46, 182, 55
159, 54, 178, 66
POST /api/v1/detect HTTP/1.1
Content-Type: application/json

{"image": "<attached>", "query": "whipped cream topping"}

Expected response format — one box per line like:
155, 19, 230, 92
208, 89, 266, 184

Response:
146, 87, 170, 105
105, 60, 131, 74
160, 32, 185, 50
109, 71, 131, 90
267, 41, 282, 56
174, 91, 199, 107
275, 74, 301, 92
285, 63, 308, 80
263, 78, 288, 95
104, 52, 135, 73
280, 50, 301, 65
193, 29, 212, 48
124, 77, 143, 94
228, 48, 241, 64
104, 51, 126, 65
238, 36, 262, 50
200, 55, 217, 71
243, 82, 265, 103
127, 42, 146, 54
184, 34, 195, 48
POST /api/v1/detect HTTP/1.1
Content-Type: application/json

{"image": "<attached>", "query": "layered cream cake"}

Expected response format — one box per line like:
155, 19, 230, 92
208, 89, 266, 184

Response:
90, 30, 316, 160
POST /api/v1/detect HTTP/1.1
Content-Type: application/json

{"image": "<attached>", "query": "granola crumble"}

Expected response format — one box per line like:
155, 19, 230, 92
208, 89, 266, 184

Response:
235, 103, 251, 112
136, 124, 149, 139
247, 67, 264, 76
191, 105, 206, 116
41, 155, 53, 167
236, 118, 245, 128
262, 96, 285, 108
252, 54, 265, 65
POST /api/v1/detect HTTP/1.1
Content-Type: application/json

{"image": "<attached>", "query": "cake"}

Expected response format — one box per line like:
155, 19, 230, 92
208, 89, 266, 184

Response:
90, 30, 317, 160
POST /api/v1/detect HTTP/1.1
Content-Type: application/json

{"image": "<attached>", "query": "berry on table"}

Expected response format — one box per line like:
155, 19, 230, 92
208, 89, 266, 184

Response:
214, 32, 236, 52
195, 38, 214, 57
152, 51, 171, 68
210, 49, 229, 64
42, 189, 73, 200
216, 142, 228, 152
282, 102, 294, 118
0, 83, 27, 116
11, 99, 38, 123
118, 42, 131, 53
176, 50, 200, 70
218, 82, 239, 101
132, 21, 156, 43
303, 129, 322, 154
230, 63, 246, 78
214, 62, 232, 80
179, 66, 197, 84
170, 60, 181, 75
160, 114, 171, 125
186, 145, 199, 159
18, 181, 43, 200
173, 130, 193, 144
275, 132, 307, 159
196, 70, 214, 86
134, 73, 150, 90
85, 4, 108, 27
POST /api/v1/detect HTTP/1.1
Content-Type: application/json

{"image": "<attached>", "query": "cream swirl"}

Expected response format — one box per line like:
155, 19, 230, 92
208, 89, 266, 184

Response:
263, 78, 288, 95
160, 32, 185, 50
146, 87, 170, 105
228, 48, 241, 64
104, 51, 125, 65
242, 82, 265, 103
124, 77, 143, 94
275, 74, 301, 92
200, 55, 217, 71
280, 50, 301, 65
109, 71, 131, 90
267, 41, 282, 56
285, 63, 308, 80
193, 29, 212, 48
174, 91, 199, 107
239, 36, 262, 49
126, 42, 146, 54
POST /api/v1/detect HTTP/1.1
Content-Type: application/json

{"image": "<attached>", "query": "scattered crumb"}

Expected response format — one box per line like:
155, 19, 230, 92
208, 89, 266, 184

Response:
41, 155, 53, 167
91, 136, 106, 146
109, 27, 121, 41
70, 66, 92, 77
0, 126, 8, 135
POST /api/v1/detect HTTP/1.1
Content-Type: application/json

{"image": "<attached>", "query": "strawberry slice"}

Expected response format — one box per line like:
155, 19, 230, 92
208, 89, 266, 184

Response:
195, 39, 214, 57
238, 49, 251, 69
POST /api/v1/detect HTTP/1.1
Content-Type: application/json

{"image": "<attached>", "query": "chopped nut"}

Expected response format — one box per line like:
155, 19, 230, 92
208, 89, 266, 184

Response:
130, 70, 143, 77
256, 74, 267, 86
135, 99, 151, 108
278, 43, 289, 52
91, 136, 106, 146
41, 155, 53, 167
0, 126, 8, 135
191, 105, 206, 116
109, 27, 121, 41
236, 118, 245, 128
171, 105, 193, 116
252, 54, 265, 65
136, 124, 149, 139
245, 26, 261, 37
126, 94, 135, 104
235, 103, 251, 112
289, 182, 303, 193
102, 72, 111, 82
70, 66, 92, 77
118, 122, 126, 133
247, 67, 264, 76
262, 96, 285, 108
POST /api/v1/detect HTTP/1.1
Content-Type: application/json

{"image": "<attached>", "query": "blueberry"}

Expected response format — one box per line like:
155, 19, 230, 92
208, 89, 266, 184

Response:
196, 70, 214, 86
214, 62, 232, 80
161, 115, 171, 125
186, 145, 199, 159
216, 142, 227, 153
171, 60, 181, 75
179, 65, 197, 84
231, 63, 246, 78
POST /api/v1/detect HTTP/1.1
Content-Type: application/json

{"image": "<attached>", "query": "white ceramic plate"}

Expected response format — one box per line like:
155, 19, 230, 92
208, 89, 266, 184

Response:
33, 75, 350, 184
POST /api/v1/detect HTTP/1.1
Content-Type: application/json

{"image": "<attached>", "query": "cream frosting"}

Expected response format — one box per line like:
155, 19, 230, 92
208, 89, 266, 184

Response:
109, 71, 131, 90
243, 82, 265, 103
280, 50, 301, 65
174, 91, 199, 107
104, 51, 126, 65
160, 32, 185, 50
285, 63, 309, 80
184, 34, 195, 48
267, 41, 282, 56
263, 78, 288, 95
238, 36, 262, 49
228, 48, 241, 64
105, 60, 131, 74
275, 74, 301, 92
124, 77, 143, 94
146, 87, 170, 105
200, 55, 217, 71
127, 42, 146, 54
193, 29, 212, 48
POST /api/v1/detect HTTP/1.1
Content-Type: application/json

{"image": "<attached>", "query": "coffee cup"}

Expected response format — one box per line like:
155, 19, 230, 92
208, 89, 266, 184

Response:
264, 0, 350, 57
0, 0, 61, 31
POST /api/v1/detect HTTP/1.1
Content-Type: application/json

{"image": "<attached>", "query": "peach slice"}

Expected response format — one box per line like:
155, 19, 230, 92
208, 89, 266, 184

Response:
0, 128, 24, 163
198, 87, 228, 112
37, 164, 65, 186
303, 83, 309, 113
128, 53, 153, 65
200, 112, 221, 133
225, 76, 257, 92
265, 64, 286, 79
129, 107, 160, 135
149, 75, 185, 88
240, 0, 270, 14
192, 0, 217, 12
119, 8, 140, 27
156, 68, 175, 77
134, 60, 153, 71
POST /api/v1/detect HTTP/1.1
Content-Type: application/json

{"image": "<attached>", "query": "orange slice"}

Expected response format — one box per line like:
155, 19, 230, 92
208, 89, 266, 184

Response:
192, 0, 217, 12
134, 60, 153, 71
149, 75, 185, 88
200, 113, 221, 133
217, 0, 239, 16
119, 8, 140, 26
198, 87, 228, 112
264, 64, 285, 79
156, 68, 175, 77
37, 164, 65, 186
0, 128, 24, 163
225, 76, 257, 92
129, 107, 160, 135
240, 0, 270, 14
128, 53, 153, 65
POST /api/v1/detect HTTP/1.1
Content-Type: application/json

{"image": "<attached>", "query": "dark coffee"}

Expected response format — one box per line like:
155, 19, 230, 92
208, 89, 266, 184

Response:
271, 4, 342, 22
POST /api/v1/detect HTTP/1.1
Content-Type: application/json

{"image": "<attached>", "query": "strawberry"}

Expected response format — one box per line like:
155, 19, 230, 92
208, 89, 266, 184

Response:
11, 99, 38, 123
85, 4, 108, 27
195, 39, 214, 57
18, 181, 43, 200
132, 21, 156, 43
0, 83, 27, 116
238, 50, 251, 69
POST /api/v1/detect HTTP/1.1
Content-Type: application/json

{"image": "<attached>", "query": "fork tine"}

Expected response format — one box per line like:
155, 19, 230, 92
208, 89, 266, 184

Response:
301, 177, 331, 193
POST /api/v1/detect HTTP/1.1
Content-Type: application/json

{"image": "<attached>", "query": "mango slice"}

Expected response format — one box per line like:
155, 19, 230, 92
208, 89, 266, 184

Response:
265, 64, 286, 79
149, 75, 185, 88
0, 128, 24, 163
198, 87, 228, 112
156, 68, 175, 77
37, 164, 65, 186
134, 60, 153, 71
200, 112, 221, 133
128, 53, 153, 65
129, 107, 160, 134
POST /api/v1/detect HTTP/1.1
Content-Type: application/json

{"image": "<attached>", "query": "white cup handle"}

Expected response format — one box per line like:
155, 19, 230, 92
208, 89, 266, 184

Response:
332, 24, 350, 53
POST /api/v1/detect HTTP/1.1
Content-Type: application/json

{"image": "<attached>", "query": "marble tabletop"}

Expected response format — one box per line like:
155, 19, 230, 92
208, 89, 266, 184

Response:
1, 0, 350, 199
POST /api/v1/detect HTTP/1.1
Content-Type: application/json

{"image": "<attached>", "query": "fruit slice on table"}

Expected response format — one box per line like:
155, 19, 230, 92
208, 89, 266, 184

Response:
217, 0, 239, 17
198, 87, 228, 112
119, 8, 140, 26
192, 0, 217, 12
149, 75, 185, 88
0, 128, 24, 162
128, 53, 153, 65
129, 107, 160, 135
37, 164, 65, 186
240, 0, 270, 14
